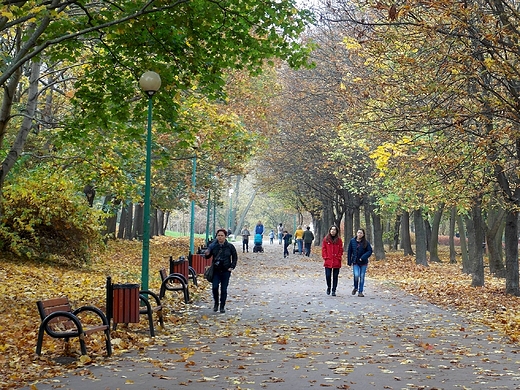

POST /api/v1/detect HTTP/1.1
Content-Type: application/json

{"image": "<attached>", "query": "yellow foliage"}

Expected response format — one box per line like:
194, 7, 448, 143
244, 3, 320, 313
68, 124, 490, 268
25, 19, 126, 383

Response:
0, 236, 205, 389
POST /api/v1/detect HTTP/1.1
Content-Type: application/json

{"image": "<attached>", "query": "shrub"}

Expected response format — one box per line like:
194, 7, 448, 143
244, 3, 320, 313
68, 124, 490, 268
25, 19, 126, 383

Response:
0, 171, 106, 265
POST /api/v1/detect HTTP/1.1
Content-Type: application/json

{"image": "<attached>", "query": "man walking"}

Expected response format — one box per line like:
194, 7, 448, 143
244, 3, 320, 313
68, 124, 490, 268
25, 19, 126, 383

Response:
302, 226, 315, 257
241, 226, 251, 253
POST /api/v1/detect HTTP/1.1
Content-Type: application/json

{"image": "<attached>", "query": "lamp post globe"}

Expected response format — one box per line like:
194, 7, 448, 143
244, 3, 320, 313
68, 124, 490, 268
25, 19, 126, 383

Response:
140, 71, 161, 291
139, 71, 161, 96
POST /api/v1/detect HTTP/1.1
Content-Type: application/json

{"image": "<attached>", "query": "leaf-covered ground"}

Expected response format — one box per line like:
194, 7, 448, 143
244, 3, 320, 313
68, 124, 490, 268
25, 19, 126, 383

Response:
1, 237, 519, 389
369, 251, 520, 343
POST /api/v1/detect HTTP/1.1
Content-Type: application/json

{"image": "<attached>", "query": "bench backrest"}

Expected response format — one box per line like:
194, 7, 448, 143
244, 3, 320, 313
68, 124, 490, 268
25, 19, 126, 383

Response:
37, 297, 75, 331
159, 268, 168, 281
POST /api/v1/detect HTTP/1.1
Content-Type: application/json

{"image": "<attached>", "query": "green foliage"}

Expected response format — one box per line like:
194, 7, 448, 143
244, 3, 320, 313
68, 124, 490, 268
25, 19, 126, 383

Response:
0, 170, 107, 265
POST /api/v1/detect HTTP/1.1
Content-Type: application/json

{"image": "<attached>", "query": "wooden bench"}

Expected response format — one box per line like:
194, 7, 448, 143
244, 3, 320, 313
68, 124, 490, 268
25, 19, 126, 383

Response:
106, 277, 164, 337
159, 268, 190, 303
36, 297, 111, 356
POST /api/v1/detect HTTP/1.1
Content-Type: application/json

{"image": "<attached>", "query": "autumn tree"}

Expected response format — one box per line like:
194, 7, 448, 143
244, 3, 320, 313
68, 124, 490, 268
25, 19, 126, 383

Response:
316, 0, 520, 293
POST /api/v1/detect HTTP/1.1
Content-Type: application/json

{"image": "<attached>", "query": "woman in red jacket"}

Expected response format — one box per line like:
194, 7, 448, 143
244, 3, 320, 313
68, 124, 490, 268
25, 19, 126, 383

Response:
321, 225, 343, 296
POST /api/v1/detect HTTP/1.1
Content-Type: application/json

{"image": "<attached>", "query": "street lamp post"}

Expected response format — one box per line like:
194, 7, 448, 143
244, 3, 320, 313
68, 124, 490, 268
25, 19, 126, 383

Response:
205, 190, 211, 244
212, 199, 216, 239
139, 71, 161, 292
228, 188, 234, 233
189, 151, 197, 255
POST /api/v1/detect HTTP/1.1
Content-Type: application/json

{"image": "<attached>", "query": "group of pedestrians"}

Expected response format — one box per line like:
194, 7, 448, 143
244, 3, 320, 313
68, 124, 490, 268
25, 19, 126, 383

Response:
205, 222, 373, 314
321, 226, 372, 297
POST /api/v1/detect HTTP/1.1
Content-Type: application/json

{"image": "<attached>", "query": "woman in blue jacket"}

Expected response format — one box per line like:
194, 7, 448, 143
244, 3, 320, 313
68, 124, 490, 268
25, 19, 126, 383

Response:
347, 228, 373, 297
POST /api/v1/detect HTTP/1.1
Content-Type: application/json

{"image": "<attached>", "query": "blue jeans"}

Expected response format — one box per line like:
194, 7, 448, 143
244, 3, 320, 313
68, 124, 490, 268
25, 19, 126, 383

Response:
304, 242, 312, 256
296, 239, 303, 254
278, 233, 283, 244
283, 242, 290, 257
352, 264, 367, 293
212, 269, 231, 308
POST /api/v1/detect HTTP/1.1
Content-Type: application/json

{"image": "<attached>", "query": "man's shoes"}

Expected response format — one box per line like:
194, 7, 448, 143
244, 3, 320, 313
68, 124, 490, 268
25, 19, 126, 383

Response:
213, 304, 218, 312
352, 288, 357, 295
358, 292, 364, 297
332, 291, 336, 296
327, 288, 331, 295
220, 307, 225, 313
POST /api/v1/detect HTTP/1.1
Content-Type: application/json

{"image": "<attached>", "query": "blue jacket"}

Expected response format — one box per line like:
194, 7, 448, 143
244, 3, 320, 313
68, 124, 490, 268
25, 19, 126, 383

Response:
347, 237, 372, 266
255, 224, 264, 235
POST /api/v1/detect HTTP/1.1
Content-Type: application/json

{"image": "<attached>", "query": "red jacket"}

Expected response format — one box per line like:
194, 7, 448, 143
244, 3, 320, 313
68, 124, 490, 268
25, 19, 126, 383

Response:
321, 236, 343, 268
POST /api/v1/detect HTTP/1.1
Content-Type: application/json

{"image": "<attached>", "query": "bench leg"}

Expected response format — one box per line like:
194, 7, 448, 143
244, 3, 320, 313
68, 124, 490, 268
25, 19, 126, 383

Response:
78, 334, 88, 355
104, 329, 112, 356
36, 325, 45, 355
183, 287, 189, 304
139, 296, 155, 337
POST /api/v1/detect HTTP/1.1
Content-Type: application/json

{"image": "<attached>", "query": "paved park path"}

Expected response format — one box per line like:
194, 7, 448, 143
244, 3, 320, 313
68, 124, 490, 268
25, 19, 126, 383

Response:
24, 239, 520, 390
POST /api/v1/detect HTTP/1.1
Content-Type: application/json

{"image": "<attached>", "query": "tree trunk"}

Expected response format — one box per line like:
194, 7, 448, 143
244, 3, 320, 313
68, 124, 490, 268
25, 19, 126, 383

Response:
103, 195, 119, 240
504, 209, 520, 295
465, 202, 485, 287
133, 202, 144, 241
151, 208, 158, 238
125, 202, 134, 240
156, 209, 165, 236
0, 62, 25, 199
118, 205, 128, 239
485, 205, 505, 277
364, 203, 372, 243
163, 210, 170, 236
401, 211, 414, 256
413, 209, 428, 266
354, 207, 360, 235
449, 207, 457, 264
234, 189, 256, 236
429, 204, 444, 263
392, 213, 401, 251
424, 218, 431, 252
457, 214, 470, 273
371, 208, 385, 260
309, 213, 320, 247
321, 197, 335, 234
313, 214, 324, 246
343, 189, 356, 246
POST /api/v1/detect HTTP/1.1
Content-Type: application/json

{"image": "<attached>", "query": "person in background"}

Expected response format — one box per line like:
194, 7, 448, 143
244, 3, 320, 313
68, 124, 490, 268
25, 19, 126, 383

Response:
269, 229, 275, 244
347, 228, 373, 297
282, 230, 292, 258
241, 226, 251, 253
294, 225, 304, 255
255, 220, 265, 236
204, 228, 238, 313
302, 226, 315, 257
277, 223, 284, 244
321, 225, 343, 296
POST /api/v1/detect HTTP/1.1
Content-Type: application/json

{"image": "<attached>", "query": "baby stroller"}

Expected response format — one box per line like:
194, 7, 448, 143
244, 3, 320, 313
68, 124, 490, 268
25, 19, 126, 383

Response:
253, 234, 264, 253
